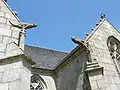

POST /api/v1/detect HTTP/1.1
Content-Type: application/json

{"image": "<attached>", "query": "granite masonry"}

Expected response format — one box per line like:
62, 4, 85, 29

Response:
0, 0, 120, 90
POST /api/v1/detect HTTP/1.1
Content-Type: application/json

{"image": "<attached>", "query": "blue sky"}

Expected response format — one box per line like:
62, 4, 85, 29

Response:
8, 0, 120, 52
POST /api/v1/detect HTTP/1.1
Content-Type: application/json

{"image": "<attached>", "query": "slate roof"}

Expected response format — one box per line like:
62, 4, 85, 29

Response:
24, 45, 68, 70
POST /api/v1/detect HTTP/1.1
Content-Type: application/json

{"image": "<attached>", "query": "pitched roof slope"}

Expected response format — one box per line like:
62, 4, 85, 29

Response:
24, 45, 68, 70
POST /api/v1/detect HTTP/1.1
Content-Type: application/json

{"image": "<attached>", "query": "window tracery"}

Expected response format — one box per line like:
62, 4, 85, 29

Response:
108, 36, 120, 71
30, 74, 47, 90
108, 37, 120, 60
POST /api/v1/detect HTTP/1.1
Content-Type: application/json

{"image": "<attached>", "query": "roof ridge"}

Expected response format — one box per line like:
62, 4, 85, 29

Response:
25, 44, 68, 54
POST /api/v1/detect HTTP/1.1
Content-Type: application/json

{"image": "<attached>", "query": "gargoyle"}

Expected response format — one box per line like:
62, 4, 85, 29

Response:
9, 20, 37, 30
71, 37, 88, 48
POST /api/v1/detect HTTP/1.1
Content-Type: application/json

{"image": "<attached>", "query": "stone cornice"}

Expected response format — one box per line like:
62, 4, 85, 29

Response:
85, 62, 104, 76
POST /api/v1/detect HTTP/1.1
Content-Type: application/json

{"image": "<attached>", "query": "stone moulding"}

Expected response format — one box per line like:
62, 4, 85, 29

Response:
85, 62, 104, 76
0, 54, 35, 65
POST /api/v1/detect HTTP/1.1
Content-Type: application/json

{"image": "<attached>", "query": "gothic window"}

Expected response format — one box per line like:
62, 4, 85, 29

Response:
108, 36, 120, 70
30, 74, 47, 90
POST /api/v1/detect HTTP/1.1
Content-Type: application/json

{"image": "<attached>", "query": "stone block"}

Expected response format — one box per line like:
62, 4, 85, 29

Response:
0, 11, 5, 17
9, 80, 20, 90
2, 36, 12, 44
6, 19, 19, 25
0, 60, 23, 70
0, 35, 3, 43
10, 26, 21, 32
0, 73, 3, 82
6, 42, 18, 52
3, 68, 21, 82
0, 24, 10, 30
89, 74, 103, 81
110, 84, 118, 90
0, 83, 9, 90
97, 79, 106, 88
5, 12, 15, 20
0, 43, 6, 52
11, 38, 18, 45
0, 52, 5, 58
104, 76, 114, 84
6, 48, 23, 57
0, 5, 8, 13
117, 84, 120, 90
12, 30, 19, 38
0, 17, 6, 23
0, 28, 11, 37
104, 70, 114, 76
90, 80, 98, 90
113, 77, 120, 84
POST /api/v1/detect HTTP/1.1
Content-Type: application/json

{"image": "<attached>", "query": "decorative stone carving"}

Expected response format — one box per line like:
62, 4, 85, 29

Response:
9, 20, 37, 30
9, 20, 37, 46
71, 37, 89, 48
9, 20, 37, 36
30, 74, 47, 90
108, 41, 120, 60
108, 37, 120, 75
100, 13, 106, 19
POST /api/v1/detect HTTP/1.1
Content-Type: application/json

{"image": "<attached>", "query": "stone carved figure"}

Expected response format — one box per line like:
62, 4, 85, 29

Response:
30, 74, 47, 90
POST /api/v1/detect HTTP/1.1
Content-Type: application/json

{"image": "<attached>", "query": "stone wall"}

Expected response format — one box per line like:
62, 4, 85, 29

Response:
0, 56, 31, 90
55, 51, 91, 90
0, 0, 24, 49
31, 68, 57, 90
86, 19, 120, 90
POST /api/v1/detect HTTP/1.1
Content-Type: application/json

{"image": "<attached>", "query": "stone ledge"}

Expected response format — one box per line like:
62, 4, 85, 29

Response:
85, 62, 104, 76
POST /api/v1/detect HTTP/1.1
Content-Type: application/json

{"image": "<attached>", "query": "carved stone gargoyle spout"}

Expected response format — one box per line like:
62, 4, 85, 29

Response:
9, 20, 37, 47
71, 37, 88, 48
9, 20, 37, 30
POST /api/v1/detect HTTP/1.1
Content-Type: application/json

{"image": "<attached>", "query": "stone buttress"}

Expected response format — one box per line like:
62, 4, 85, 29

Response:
85, 14, 120, 90
0, 0, 36, 90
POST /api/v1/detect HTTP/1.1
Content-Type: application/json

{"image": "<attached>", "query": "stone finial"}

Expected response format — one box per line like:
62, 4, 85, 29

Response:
99, 19, 102, 22
86, 33, 89, 36
100, 13, 105, 19
96, 23, 99, 26
14, 11, 18, 16
91, 28, 94, 31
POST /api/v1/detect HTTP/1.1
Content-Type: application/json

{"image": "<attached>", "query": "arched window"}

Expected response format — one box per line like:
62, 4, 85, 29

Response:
30, 74, 47, 90
108, 36, 120, 72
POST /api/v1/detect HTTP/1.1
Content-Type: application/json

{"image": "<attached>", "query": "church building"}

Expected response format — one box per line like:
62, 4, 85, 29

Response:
0, 0, 120, 90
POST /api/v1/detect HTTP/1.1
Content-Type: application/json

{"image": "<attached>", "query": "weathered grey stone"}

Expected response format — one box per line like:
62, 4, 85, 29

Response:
0, 17, 7, 23
0, 0, 120, 90
0, 83, 9, 90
